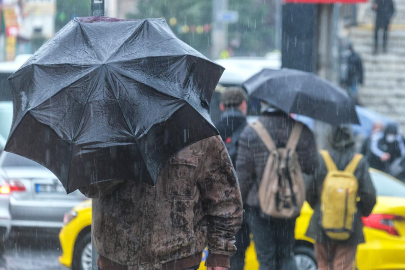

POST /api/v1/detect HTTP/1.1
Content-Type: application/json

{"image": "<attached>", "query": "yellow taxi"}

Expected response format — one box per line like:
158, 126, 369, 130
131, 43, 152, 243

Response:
59, 169, 405, 270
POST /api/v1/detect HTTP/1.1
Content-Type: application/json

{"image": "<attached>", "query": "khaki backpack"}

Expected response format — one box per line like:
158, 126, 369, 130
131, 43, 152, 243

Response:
320, 150, 362, 241
250, 121, 305, 219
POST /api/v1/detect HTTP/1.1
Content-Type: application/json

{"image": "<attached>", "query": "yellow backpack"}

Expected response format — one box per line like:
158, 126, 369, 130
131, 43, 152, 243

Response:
320, 150, 362, 241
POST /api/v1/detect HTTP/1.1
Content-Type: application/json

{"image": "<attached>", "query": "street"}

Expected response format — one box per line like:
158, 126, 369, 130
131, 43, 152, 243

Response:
1, 236, 67, 270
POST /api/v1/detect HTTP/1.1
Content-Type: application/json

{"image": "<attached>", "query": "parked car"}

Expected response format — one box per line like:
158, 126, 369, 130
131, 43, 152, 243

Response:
0, 151, 86, 250
0, 54, 32, 104
0, 101, 12, 149
59, 169, 405, 270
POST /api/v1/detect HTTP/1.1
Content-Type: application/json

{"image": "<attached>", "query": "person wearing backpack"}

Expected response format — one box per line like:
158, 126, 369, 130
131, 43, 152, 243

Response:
305, 126, 376, 270
215, 87, 248, 165
214, 87, 249, 270
236, 102, 318, 270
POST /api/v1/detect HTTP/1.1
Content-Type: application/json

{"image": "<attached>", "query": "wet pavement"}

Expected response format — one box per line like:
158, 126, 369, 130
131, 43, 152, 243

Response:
1, 235, 67, 270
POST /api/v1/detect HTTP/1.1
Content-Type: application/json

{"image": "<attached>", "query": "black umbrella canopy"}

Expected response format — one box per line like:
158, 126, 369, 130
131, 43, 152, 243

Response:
5, 17, 224, 193
243, 68, 360, 126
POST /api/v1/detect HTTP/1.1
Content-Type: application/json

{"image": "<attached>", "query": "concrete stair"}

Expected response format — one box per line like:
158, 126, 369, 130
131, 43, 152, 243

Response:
348, 0, 405, 130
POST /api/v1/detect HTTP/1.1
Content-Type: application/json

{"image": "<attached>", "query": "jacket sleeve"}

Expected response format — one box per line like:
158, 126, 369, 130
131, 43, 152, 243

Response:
356, 159, 377, 217
235, 126, 256, 203
304, 153, 323, 209
370, 132, 385, 158
389, 0, 395, 17
304, 173, 318, 209
198, 136, 243, 268
358, 57, 364, 84
296, 125, 318, 175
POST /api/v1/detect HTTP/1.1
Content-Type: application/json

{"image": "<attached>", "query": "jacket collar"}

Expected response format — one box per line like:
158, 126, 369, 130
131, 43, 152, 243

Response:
221, 108, 245, 119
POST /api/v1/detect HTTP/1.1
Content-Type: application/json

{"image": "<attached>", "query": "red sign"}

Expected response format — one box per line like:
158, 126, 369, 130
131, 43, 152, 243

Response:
284, 0, 367, 3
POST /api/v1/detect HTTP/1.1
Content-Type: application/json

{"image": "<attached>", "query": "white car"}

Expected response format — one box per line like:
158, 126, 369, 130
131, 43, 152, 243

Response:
0, 151, 86, 251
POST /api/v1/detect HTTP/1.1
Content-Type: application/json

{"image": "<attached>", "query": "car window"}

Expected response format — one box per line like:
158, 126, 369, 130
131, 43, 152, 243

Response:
370, 171, 405, 198
1, 153, 42, 168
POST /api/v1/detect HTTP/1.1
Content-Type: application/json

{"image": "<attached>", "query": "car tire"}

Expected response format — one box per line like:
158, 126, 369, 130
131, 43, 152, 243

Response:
294, 246, 317, 270
72, 232, 92, 270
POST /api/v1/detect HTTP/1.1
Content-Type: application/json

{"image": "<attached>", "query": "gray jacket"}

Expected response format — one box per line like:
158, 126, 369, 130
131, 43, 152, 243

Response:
236, 111, 318, 207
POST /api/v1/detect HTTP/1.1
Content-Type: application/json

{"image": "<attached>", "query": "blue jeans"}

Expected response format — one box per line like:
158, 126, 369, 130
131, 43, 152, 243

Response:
246, 207, 297, 270
350, 80, 358, 97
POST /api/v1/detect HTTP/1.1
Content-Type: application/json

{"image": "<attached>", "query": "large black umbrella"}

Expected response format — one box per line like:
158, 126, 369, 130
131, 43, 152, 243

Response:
5, 17, 223, 193
243, 68, 360, 126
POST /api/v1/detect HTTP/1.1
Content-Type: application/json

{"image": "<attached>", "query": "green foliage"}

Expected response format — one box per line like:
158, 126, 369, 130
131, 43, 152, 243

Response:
131, 0, 275, 57
55, 0, 91, 32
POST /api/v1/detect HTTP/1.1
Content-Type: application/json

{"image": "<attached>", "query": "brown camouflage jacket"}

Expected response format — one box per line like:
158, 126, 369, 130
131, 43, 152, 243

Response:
80, 135, 243, 270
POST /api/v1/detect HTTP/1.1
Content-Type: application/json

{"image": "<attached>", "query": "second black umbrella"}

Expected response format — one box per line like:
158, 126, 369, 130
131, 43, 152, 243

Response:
243, 68, 359, 126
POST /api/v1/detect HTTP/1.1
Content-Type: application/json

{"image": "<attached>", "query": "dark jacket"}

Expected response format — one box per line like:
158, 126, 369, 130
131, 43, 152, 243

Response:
80, 136, 243, 269
347, 51, 364, 86
215, 109, 247, 166
370, 124, 405, 172
236, 111, 318, 207
305, 128, 377, 245
374, 0, 395, 26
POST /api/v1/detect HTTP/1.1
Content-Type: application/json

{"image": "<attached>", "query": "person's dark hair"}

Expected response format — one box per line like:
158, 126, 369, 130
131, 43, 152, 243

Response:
327, 125, 355, 151
220, 87, 247, 109
385, 123, 398, 136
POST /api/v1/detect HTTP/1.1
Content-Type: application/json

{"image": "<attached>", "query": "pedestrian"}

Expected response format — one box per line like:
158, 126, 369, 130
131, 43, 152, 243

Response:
360, 121, 384, 161
305, 126, 376, 270
214, 87, 249, 270
370, 123, 405, 172
373, 0, 395, 54
236, 102, 318, 270
80, 136, 243, 270
346, 43, 364, 99
215, 87, 248, 165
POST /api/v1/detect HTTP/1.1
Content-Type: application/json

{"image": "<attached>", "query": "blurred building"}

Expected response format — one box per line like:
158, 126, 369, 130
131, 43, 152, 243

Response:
0, 0, 56, 60
107, 0, 138, 19
342, 0, 405, 131
20, 0, 55, 40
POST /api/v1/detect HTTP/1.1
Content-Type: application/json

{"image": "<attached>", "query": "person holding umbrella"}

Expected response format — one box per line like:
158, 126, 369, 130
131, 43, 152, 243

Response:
237, 68, 360, 270
236, 100, 318, 270
5, 17, 242, 270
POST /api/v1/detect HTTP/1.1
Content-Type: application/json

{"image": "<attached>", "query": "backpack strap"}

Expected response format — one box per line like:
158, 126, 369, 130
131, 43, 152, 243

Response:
344, 154, 363, 174
320, 150, 338, 172
250, 121, 277, 152
286, 122, 303, 152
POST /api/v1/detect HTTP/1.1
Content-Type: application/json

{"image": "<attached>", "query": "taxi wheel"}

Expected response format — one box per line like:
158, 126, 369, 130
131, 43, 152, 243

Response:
72, 232, 92, 270
294, 246, 317, 270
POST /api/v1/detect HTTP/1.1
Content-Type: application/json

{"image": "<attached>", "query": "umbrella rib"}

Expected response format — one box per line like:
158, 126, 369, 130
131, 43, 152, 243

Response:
104, 20, 147, 62
29, 65, 98, 111
108, 64, 183, 101
106, 71, 136, 137
71, 70, 106, 143
107, 37, 177, 61
7, 67, 98, 141
78, 23, 103, 61
107, 69, 186, 137
109, 53, 202, 67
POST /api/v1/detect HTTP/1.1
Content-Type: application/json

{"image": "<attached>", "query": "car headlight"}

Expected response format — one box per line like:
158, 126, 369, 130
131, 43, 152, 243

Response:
63, 210, 78, 225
